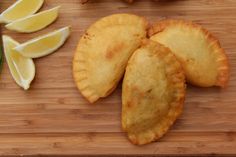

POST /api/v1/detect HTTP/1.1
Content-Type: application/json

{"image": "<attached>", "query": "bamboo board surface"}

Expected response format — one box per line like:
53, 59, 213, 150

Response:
0, 0, 236, 156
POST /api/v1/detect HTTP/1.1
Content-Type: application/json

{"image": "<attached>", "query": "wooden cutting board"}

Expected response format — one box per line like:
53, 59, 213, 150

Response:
0, 0, 236, 156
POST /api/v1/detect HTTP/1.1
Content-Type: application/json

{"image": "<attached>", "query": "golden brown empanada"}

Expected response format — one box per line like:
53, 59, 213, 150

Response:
73, 14, 148, 103
149, 19, 229, 88
122, 40, 186, 145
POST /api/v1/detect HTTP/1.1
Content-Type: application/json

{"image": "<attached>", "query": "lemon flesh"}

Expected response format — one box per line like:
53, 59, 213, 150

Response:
14, 27, 70, 58
5, 6, 60, 33
2, 35, 35, 90
0, 0, 44, 23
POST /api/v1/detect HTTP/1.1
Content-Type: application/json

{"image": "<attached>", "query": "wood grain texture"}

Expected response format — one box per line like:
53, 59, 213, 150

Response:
0, 0, 236, 156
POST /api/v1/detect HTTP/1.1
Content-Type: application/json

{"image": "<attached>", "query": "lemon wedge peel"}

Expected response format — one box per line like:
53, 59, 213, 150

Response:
14, 26, 70, 58
2, 35, 35, 90
0, 0, 44, 24
5, 6, 60, 33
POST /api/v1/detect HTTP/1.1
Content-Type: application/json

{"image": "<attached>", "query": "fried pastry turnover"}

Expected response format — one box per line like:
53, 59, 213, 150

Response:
149, 19, 229, 88
73, 14, 148, 103
122, 40, 186, 145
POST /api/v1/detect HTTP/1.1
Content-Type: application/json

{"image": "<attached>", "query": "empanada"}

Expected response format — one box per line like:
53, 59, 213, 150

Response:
122, 40, 186, 145
73, 14, 148, 103
149, 19, 229, 88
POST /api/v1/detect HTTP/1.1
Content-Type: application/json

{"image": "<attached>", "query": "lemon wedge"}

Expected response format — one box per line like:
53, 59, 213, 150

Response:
14, 27, 70, 58
0, 0, 44, 24
5, 6, 60, 33
2, 35, 35, 90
